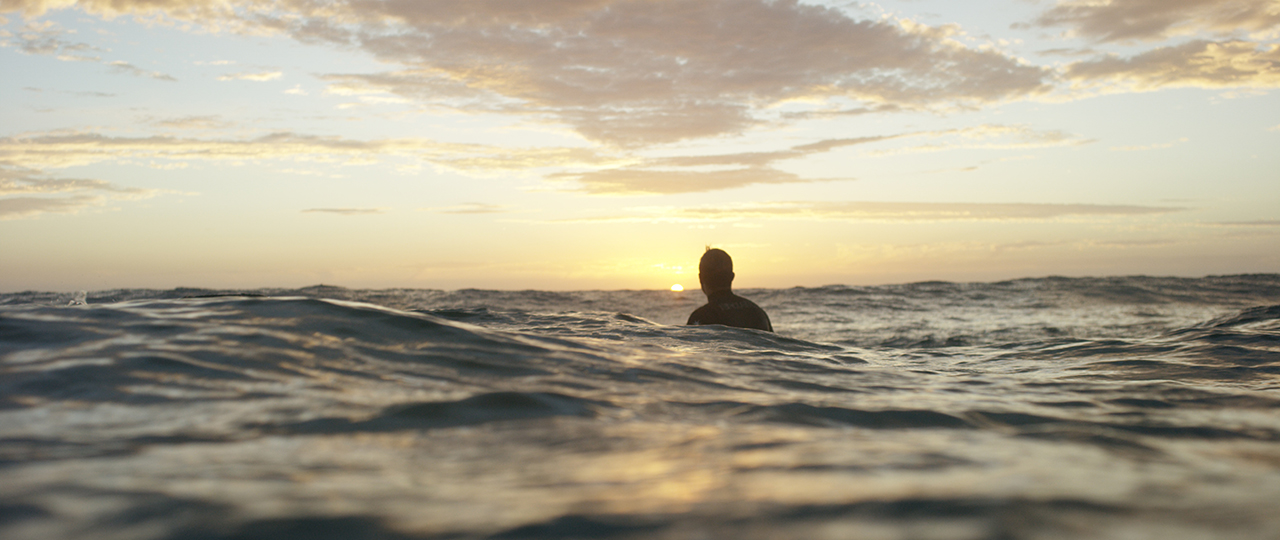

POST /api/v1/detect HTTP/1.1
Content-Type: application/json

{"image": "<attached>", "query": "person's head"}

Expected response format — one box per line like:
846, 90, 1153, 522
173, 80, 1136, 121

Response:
699, 248, 734, 294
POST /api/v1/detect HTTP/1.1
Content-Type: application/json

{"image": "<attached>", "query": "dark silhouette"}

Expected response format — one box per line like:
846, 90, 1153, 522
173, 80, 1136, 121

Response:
686, 248, 773, 332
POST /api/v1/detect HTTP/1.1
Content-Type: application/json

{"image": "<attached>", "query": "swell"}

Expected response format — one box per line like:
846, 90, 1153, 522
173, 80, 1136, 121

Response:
4, 295, 1279, 468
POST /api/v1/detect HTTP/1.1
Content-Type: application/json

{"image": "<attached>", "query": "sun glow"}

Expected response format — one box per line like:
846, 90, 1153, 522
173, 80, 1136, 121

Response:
670, 284, 684, 292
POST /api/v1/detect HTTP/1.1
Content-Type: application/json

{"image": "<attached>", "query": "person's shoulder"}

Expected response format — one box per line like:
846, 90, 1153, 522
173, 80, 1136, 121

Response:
733, 293, 765, 309
738, 294, 773, 331
687, 302, 714, 325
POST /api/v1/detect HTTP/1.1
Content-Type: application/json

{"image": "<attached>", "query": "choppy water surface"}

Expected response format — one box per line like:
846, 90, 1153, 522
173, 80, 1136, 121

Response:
2, 275, 1279, 539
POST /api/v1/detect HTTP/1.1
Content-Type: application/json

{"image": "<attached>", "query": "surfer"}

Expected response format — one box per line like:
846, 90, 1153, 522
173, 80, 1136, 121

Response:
687, 248, 773, 332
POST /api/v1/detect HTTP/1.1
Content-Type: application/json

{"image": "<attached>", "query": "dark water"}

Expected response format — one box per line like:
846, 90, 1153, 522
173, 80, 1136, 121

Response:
2, 275, 1279, 539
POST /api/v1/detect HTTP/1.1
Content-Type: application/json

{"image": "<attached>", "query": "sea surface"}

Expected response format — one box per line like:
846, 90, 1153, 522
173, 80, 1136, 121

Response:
2, 275, 1280, 539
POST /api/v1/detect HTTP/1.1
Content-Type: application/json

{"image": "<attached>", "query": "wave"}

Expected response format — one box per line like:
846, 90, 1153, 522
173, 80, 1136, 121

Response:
4, 285, 1280, 539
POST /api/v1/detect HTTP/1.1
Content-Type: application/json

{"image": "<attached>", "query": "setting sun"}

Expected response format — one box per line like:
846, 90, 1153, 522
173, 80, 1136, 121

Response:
670, 284, 684, 292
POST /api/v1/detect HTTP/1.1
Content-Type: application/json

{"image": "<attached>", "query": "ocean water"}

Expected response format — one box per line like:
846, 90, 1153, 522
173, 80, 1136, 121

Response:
2, 275, 1280, 540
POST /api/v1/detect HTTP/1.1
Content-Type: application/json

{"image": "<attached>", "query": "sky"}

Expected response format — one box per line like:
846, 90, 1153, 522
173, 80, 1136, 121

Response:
2, 0, 1278, 291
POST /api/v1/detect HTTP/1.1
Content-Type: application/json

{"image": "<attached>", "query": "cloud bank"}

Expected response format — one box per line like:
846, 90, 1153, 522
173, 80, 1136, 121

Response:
1, 0, 1052, 147
557, 201, 1186, 223
0, 124, 1088, 196
2, 0, 1273, 200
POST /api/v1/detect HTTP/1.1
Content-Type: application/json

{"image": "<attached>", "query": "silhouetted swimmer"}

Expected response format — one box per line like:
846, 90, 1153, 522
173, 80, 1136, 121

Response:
687, 248, 773, 332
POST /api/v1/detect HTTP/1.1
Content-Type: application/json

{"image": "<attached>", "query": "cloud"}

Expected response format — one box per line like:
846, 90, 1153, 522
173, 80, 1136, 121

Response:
1110, 137, 1189, 151
1, 122, 1088, 196
547, 124, 1083, 194
301, 208, 386, 215
0, 163, 147, 195
0, 0, 255, 33
2, 175, 124, 195
424, 203, 511, 214
1065, 40, 1280, 90
0, 131, 623, 173
0, 19, 187, 85
860, 124, 1091, 157
0, 163, 156, 219
544, 135, 902, 194
3, 19, 101, 61
321, 0, 1051, 145
550, 167, 819, 195
149, 115, 233, 130
0, 194, 103, 219
107, 60, 176, 81
217, 70, 283, 82
22, 86, 114, 97
0, 129, 832, 195
5, 0, 1050, 147
555, 200, 1186, 223
1031, 0, 1280, 42
1212, 220, 1280, 226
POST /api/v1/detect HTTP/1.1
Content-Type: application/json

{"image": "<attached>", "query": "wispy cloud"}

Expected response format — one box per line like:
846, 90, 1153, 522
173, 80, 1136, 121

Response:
3, 19, 99, 60
545, 136, 888, 195
550, 167, 820, 196
1030, 0, 1280, 43
1211, 220, 1280, 227
1110, 138, 1189, 152
148, 115, 233, 130
0, 163, 156, 219
423, 203, 511, 214
301, 208, 386, 215
859, 125, 1092, 157
549, 125, 1086, 194
1066, 40, 1280, 91
1, 19, 189, 86
218, 71, 283, 82
1, 164, 148, 195
0, 195, 103, 219
23, 86, 114, 97
0, 131, 623, 173
0, 124, 1086, 196
553, 201, 1186, 224
107, 60, 176, 81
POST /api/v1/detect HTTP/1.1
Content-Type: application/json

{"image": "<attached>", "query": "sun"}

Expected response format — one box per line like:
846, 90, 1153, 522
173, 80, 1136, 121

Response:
670, 284, 684, 292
